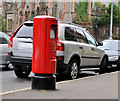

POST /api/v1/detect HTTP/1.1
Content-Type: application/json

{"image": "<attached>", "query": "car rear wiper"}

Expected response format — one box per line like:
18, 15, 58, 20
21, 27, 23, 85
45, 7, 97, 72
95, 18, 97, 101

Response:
17, 36, 33, 39
104, 49, 109, 50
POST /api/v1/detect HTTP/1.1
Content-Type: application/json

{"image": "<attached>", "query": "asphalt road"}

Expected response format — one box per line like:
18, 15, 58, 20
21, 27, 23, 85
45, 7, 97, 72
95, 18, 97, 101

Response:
1, 70, 31, 93
1, 69, 119, 99
0, 67, 119, 93
1, 69, 97, 93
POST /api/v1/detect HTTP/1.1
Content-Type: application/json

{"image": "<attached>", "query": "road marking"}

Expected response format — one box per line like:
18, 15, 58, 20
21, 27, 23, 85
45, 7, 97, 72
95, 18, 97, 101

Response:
0, 87, 31, 96
1, 71, 118, 96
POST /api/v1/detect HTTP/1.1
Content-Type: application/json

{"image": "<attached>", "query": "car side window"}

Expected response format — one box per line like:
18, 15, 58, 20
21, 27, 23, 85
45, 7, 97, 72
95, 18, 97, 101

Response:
84, 31, 96, 46
0, 37, 8, 44
65, 27, 76, 41
75, 28, 87, 43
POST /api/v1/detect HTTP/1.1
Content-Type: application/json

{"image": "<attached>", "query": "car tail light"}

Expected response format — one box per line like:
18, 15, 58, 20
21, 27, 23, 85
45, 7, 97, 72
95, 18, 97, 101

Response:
8, 37, 13, 48
56, 41, 64, 51
8, 23, 23, 48
8, 52, 10, 56
56, 56, 63, 60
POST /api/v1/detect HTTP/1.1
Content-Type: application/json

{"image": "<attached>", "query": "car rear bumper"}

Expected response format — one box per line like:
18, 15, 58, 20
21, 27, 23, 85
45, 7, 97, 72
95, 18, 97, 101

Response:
57, 56, 70, 74
10, 56, 69, 74
109, 60, 120, 67
0, 54, 10, 65
10, 56, 32, 70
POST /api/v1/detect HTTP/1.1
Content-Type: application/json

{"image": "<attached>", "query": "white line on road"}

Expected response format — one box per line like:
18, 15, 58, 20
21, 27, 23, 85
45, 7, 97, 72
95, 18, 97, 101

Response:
0, 87, 31, 96
1, 71, 118, 96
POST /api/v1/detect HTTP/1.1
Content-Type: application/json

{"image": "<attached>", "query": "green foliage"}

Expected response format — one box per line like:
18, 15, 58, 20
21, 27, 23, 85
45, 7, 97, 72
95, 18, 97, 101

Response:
92, 3, 120, 40
93, 2, 105, 14
106, 3, 120, 27
0, 14, 7, 32
31, 10, 36, 19
113, 34, 120, 40
92, 2, 106, 28
75, 1, 89, 23
92, 3, 120, 28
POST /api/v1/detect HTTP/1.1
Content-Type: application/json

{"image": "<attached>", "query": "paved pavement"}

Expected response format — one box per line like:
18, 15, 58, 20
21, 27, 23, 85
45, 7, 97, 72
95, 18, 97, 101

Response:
2, 71, 119, 99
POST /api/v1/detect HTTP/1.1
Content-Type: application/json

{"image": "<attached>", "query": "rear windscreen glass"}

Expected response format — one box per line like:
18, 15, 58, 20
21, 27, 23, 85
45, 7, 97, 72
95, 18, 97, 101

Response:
15, 24, 33, 38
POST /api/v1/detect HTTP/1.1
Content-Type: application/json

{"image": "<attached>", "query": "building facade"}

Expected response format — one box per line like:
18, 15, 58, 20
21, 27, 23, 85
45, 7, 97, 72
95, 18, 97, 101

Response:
1, 0, 120, 40
1, 0, 76, 35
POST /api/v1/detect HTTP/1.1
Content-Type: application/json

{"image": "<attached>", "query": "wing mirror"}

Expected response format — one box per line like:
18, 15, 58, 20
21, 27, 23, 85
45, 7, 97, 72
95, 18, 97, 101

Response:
98, 42, 103, 46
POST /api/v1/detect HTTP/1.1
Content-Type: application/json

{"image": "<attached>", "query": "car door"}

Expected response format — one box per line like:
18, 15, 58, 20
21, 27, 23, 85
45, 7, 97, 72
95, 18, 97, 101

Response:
83, 30, 100, 66
0, 33, 9, 64
75, 28, 90, 66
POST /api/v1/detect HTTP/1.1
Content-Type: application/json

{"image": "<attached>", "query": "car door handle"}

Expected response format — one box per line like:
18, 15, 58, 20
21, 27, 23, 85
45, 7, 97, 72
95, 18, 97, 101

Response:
79, 46, 83, 49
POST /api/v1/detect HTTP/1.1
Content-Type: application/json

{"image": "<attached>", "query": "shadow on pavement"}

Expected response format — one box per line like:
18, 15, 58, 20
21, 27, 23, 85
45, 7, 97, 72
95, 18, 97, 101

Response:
1, 66, 120, 83
56, 71, 96, 82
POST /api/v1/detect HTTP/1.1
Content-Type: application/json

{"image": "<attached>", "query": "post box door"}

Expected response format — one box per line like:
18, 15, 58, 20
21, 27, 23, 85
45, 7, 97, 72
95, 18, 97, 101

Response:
45, 21, 58, 73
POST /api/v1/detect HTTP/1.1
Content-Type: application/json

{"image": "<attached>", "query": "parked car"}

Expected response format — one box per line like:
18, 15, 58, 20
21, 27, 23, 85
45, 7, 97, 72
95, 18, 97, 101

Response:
99, 39, 120, 69
0, 31, 10, 69
9, 21, 108, 79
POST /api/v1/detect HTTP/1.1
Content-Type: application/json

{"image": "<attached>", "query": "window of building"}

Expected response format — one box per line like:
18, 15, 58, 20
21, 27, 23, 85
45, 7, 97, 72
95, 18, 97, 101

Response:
36, 7, 40, 15
8, 19, 12, 30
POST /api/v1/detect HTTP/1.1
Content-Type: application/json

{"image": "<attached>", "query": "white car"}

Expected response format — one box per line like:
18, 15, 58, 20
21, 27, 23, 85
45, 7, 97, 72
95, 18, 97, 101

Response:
9, 21, 108, 79
99, 39, 120, 68
0, 31, 10, 69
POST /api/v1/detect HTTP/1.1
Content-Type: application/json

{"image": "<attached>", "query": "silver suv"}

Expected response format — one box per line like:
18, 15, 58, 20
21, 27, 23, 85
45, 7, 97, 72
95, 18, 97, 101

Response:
9, 21, 108, 79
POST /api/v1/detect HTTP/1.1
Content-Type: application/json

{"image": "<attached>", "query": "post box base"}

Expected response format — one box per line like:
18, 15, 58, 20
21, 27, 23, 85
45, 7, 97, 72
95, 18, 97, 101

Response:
32, 74, 56, 90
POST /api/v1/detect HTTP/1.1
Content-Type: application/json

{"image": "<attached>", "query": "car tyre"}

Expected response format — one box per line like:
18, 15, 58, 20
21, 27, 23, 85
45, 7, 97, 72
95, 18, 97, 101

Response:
6, 62, 13, 70
14, 69, 31, 78
99, 57, 108, 74
68, 59, 79, 79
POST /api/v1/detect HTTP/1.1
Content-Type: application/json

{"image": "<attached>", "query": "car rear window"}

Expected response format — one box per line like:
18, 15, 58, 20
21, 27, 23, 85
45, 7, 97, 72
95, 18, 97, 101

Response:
15, 23, 33, 38
102, 41, 120, 51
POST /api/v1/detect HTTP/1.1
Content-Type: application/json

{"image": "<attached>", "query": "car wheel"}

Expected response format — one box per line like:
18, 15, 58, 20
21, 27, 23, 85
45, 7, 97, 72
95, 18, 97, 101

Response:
14, 69, 31, 78
68, 59, 79, 79
99, 57, 108, 74
5, 61, 13, 70
7, 63, 13, 70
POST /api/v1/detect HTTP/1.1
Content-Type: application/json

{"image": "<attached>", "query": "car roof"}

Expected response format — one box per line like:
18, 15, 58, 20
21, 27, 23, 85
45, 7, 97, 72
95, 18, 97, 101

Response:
24, 21, 33, 24
58, 23, 86, 31
0, 31, 10, 40
103, 39, 120, 42
23, 21, 86, 30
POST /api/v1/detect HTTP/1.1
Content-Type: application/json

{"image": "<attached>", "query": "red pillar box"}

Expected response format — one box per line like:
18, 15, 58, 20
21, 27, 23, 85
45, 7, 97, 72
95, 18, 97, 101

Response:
32, 16, 58, 90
